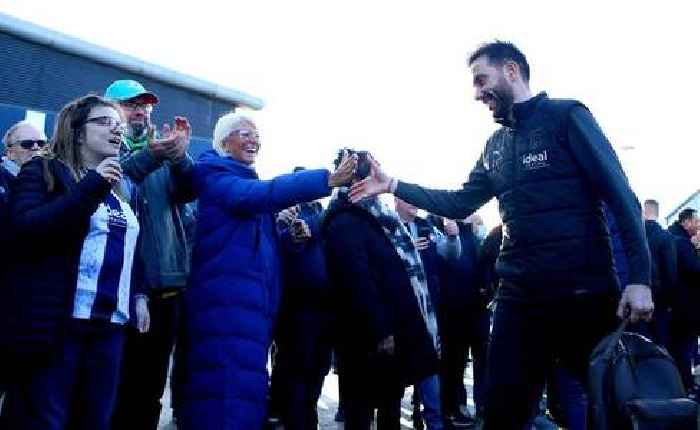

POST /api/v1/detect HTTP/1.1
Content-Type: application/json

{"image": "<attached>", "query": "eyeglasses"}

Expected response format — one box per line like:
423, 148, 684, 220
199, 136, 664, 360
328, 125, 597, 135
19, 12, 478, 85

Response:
12, 139, 48, 150
231, 129, 260, 140
85, 116, 126, 131
121, 101, 153, 113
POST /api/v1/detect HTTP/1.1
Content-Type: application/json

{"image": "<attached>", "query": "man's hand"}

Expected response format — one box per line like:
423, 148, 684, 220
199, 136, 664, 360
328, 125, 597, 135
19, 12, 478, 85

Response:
377, 335, 395, 356
328, 150, 357, 188
349, 155, 394, 203
444, 219, 460, 237
291, 219, 312, 243
414, 237, 430, 251
170, 116, 192, 162
148, 117, 191, 162
135, 296, 150, 334
617, 284, 654, 323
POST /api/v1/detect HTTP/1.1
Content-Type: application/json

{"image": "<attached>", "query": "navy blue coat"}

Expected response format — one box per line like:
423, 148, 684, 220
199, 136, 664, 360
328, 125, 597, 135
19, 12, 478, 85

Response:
0, 165, 13, 252
668, 222, 700, 328
180, 150, 332, 430
1, 158, 142, 361
277, 202, 330, 308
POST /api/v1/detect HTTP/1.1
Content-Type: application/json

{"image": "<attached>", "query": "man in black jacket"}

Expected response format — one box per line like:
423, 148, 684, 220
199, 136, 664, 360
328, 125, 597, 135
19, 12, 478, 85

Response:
350, 40, 652, 429
668, 208, 700, 391
641, 199, 677, 348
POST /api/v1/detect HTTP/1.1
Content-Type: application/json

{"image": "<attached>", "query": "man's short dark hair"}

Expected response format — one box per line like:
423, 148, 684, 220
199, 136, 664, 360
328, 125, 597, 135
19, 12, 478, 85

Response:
679, 208, 697, 224
468, 40, 530, 82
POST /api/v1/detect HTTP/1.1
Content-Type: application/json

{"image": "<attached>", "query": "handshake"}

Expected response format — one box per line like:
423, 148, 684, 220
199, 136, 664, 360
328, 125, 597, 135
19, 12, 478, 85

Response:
277, 206, 312, 244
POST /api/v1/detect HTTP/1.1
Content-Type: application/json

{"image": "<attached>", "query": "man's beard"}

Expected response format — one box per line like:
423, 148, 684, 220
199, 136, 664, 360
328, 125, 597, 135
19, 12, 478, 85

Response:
127, 121, 148, 140
486, 77, 515, 126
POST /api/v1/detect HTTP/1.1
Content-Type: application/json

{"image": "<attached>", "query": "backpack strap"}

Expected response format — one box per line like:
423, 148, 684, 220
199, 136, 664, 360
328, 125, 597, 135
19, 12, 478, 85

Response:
605, 318, 629, 355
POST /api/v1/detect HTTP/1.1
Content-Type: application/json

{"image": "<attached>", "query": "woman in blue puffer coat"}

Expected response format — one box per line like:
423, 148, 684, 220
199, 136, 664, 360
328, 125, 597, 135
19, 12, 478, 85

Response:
178, 112, 356, 429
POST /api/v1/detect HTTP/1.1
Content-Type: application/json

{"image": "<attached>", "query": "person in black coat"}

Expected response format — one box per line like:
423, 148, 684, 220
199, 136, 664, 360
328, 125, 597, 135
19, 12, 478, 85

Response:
668, 208, 700, 391
323, 150, 439, 430
0, 164, 13, 249
439, 217, 490, 424
268, 190, 333, 430
640, 199, 677, 348
0, 95, 149, 429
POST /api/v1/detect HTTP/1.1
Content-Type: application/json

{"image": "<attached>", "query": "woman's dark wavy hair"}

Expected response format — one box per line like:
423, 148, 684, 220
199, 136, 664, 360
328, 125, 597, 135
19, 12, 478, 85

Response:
44, 94, 121, 191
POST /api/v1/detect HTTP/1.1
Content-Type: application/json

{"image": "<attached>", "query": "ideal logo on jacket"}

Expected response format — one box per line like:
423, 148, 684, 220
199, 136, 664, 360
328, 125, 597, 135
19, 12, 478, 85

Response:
522, 150, 549, 170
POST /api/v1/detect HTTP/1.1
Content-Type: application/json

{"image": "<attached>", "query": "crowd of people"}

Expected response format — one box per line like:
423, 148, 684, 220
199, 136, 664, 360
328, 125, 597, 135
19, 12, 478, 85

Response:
0, 39, 698, 430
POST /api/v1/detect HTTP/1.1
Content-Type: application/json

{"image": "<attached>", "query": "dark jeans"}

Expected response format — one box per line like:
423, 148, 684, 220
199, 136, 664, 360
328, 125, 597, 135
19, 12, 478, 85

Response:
669, 316, 697, 392
440, 304, 490, 416
546, 365, 587, 430
268, 307, 332, 430
344, 377, 403, 430
2, 320, 125, 430
481, 293, 618, 430
111, 291, 182, 430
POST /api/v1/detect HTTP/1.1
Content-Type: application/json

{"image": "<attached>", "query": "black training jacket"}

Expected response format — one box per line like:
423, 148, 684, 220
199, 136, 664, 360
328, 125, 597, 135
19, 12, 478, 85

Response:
396, 92, 650, 300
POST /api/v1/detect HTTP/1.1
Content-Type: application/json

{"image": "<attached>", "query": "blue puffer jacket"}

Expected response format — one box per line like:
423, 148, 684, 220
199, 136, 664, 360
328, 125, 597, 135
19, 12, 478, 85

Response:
180, 150, 332, 430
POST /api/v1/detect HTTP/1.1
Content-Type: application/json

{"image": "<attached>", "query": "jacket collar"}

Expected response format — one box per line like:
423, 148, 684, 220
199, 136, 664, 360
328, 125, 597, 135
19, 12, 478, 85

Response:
669, 221, 691, 239
511, 92, 548, 127
198, 149, 258, 179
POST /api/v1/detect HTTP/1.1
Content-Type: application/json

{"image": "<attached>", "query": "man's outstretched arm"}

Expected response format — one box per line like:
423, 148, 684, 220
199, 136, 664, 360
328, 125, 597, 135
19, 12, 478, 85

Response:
351, 155, 495, 220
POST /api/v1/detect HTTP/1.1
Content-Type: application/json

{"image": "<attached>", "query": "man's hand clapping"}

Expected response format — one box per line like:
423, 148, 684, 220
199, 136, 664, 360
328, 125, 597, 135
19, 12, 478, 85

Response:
148, 117, 191, 162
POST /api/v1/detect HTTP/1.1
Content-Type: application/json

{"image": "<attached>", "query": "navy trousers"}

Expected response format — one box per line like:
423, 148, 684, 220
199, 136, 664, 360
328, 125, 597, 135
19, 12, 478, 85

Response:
482, 293, 618, 430
2, 319, 125, 430
268, 307, 332, 430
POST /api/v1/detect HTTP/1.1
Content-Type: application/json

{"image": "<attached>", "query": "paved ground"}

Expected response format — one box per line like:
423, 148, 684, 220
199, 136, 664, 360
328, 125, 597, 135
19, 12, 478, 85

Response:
158, 370, 478, 429
157, 363, 700, 429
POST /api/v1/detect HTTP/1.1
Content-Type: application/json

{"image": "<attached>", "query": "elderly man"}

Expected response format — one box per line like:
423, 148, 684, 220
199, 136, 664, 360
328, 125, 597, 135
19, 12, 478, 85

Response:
106, 79, 196, 430
2, 121, 48, 174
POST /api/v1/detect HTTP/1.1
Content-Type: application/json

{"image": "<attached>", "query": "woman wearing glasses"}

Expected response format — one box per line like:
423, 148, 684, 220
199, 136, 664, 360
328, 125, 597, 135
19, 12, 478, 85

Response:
177, 112, 357, 430
0, 95, 151, 429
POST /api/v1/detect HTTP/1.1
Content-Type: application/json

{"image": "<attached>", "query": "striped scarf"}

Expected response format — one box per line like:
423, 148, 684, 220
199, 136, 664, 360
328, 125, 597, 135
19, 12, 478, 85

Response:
334, 188, 439, 353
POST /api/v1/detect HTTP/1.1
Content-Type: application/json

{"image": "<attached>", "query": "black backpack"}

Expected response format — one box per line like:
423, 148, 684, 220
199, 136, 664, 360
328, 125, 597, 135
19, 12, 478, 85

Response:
589, 320, 698, 429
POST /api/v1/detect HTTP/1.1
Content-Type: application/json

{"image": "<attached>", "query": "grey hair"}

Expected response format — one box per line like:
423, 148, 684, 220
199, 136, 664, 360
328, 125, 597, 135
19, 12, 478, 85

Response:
3, 120, 45, 153
212, 112, 255, 156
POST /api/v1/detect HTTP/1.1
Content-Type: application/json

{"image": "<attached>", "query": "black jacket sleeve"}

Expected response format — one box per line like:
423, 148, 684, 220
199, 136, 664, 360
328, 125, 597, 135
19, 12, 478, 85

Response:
324, 212, 392, 344
658, 232, 678, 297
395, 156, 495, 221
676, 237, 700, 277
11, 159, 111, 237
566, 106, 651, 286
